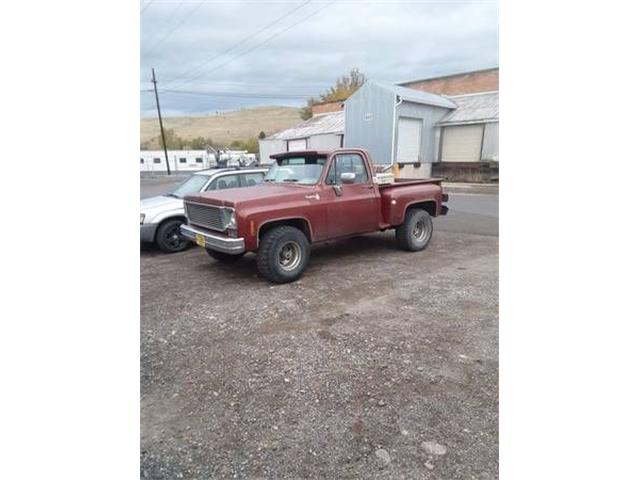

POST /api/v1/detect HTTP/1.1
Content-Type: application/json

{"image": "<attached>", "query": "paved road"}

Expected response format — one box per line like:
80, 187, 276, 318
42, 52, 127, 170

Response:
436, 192, 498, 237
141, 176, 499, 237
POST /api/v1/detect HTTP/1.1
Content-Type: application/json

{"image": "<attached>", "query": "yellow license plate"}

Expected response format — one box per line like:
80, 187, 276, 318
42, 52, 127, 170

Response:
195, 233, 206, 247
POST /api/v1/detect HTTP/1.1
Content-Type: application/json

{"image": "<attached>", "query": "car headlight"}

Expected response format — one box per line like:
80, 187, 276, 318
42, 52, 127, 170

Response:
140, 213, 145, 225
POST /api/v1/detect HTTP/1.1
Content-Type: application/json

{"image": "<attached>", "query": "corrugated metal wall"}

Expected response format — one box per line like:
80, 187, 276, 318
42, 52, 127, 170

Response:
259, 133, 343, 164
258, 139, 286, 164
395, 101, 452, 164
308, 133, 343, 151
481, 122, 499, 161
345, 82, 453, 168
344, 82, 396, 165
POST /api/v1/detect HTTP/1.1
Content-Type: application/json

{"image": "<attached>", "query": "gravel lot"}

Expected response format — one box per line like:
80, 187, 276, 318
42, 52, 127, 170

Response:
141, 225, 498, 479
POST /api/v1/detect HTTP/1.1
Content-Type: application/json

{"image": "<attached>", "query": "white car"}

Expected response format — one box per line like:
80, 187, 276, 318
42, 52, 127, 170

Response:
140, 167, 267, 252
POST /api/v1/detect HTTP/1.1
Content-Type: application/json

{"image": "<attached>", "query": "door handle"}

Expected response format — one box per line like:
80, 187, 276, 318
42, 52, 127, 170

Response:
305, 193, 320, 200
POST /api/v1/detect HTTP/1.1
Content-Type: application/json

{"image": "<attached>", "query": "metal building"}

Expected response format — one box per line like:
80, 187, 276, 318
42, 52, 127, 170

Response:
344, 81, 457, 178
437, 91, 499, 162
258, 111, 344, 164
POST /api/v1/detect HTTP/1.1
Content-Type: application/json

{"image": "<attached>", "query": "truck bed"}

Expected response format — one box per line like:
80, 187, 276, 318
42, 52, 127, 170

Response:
378, 177, 443, 189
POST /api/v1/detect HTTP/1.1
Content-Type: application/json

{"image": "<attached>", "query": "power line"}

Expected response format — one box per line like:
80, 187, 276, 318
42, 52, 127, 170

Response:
160, 88, 314, 99
142, 0, 206, 58
140, 0, 186, 51
162, 0, 311, 88
168, 0, 337, 90
141, 87, 316, 97
140, 0, 155, 14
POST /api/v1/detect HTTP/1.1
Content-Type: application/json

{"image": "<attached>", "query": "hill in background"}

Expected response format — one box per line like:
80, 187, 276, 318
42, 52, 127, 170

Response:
140, 106, 301, 148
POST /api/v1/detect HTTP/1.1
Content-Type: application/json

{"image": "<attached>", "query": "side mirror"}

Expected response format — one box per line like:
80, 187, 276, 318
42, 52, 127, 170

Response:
340, 172, 356, 184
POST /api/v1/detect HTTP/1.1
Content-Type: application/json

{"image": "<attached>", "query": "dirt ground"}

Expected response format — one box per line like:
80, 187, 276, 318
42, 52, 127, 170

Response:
141, 228, 498, 479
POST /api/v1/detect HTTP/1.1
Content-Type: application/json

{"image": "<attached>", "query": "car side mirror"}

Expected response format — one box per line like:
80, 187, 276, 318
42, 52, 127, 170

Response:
340, 172, 356, 184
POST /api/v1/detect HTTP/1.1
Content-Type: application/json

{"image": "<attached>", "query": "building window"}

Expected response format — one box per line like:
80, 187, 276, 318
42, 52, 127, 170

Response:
153, 158, 161, 164
179, 158, 187, 163
195, 157, 203, 163
140, 158, 144, 164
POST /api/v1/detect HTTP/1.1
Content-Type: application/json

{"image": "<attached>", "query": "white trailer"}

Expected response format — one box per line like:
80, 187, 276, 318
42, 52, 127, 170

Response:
140, 150, 211, 172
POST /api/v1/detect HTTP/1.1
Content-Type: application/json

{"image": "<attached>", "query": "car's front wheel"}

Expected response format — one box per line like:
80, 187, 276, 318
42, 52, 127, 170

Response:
257, 226, 310, 283
156, 218, 189, 253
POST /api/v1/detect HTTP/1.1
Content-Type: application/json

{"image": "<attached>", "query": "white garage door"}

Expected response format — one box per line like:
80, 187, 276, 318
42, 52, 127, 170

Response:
287, 138, 307, 152
396, 117, 422, 163
441, 124, 484, 162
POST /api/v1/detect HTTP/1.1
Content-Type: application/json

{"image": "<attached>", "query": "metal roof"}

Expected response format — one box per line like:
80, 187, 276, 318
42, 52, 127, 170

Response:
374, 81, 458, 109
438, 91, 499, 125
266, 111, 344, 140
398, 67, 499, 86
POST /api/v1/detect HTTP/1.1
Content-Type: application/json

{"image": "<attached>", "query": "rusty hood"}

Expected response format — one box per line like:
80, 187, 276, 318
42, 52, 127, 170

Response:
184, 183, 311, 209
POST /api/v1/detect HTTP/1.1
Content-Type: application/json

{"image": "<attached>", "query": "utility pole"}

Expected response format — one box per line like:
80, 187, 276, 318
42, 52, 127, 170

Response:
151, 68, 171, 175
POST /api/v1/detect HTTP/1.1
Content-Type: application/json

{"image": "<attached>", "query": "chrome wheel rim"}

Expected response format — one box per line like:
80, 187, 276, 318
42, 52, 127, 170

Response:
412, 220, 428, 242
279, 241, 302, 271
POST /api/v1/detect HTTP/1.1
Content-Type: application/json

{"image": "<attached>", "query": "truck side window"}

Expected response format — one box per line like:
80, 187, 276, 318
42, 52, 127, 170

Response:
326, 154, 369, 185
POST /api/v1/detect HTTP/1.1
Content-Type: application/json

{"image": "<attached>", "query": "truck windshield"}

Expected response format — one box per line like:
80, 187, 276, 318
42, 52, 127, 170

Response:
264, 157, 326, 185
168, 174, 210, 198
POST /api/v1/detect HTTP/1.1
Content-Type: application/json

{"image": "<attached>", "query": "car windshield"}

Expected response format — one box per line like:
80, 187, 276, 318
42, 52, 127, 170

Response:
168, 174, 210, 198
264, 156, 326, 185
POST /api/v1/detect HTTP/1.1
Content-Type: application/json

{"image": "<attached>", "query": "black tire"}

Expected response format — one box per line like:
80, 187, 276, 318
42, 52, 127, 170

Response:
257, 226, 310, 283
156, 218, 189, 253
206, 249, 244, 263
396, 208, 433, 252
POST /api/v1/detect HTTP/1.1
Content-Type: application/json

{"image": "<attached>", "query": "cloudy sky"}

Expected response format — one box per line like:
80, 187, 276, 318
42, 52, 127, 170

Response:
140, 0, 497, 117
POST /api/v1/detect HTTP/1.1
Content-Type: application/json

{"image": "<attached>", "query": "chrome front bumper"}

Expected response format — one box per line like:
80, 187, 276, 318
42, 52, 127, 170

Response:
179, 224, 245, 254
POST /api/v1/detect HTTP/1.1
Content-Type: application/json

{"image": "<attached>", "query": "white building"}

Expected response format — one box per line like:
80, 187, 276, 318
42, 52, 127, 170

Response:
258, 111, 344, 164
140, 150, 211, 172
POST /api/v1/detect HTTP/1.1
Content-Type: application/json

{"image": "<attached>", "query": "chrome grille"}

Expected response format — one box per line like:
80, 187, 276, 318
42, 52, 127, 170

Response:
185, 202, 224, 231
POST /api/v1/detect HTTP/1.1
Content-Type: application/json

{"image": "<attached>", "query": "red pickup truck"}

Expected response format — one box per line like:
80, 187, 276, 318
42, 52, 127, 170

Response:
180, 149, 448, 283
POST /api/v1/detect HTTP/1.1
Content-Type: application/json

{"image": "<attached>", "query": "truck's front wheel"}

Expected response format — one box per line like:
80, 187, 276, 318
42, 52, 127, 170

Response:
396, 208, 433, 251
257, 226, 310, 283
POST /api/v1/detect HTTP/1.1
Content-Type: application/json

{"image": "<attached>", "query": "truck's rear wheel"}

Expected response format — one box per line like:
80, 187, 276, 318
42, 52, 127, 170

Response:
396, 208, 433, 251
257, 226, 310, 283
205, 249, 244, 263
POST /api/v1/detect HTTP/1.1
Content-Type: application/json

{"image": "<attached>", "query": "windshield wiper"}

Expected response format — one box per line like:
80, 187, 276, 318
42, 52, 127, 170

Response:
281, 178, 299, 183
263, 179, 274, 182
164, 193, 179, 198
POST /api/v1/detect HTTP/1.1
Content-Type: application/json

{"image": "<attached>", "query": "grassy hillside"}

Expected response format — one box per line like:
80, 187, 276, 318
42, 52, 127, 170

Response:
140, 106, 301, 147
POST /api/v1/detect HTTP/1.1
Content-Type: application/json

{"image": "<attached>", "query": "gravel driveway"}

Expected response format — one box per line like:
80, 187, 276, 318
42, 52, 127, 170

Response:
141, 229, 498, 479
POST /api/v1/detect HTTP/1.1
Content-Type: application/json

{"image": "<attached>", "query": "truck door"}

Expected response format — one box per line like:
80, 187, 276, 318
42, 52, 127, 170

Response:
324, 152, 379, 238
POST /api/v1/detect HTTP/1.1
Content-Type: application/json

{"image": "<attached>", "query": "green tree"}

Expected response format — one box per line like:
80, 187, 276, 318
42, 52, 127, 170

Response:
258, 131, 266, 139
244, 137, 258, 154
299, 68, 366, 119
